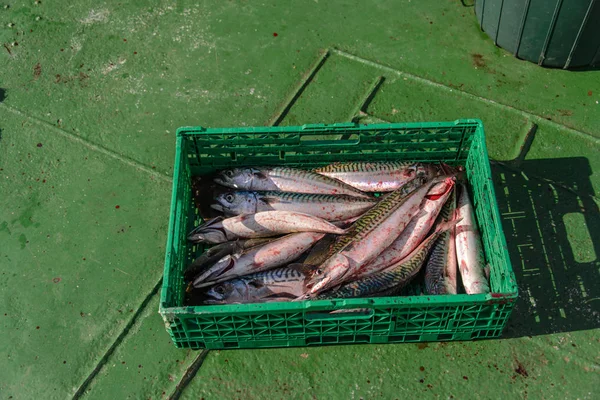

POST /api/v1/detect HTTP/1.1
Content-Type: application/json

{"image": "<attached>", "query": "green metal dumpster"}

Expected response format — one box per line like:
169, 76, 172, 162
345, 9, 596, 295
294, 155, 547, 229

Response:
476, 0, 600, 69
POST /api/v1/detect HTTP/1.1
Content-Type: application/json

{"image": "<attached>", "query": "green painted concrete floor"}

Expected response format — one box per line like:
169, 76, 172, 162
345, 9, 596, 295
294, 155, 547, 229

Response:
1, 1, 599, 398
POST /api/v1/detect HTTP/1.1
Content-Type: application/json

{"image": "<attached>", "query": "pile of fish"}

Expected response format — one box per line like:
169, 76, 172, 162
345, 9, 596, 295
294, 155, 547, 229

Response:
185, 162, 491, 305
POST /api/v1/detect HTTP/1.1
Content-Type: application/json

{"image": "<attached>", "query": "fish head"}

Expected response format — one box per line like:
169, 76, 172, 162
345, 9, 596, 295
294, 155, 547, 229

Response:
187, 229, 228, 244
308, 253, 351, 296
204, 281, 242, 304
425, 176, 456, 202
211, 191, 257, 215
416, 163, 441, 179
214, 168, 261, 189
192, 254, 238, 286
204, 279, 271, 304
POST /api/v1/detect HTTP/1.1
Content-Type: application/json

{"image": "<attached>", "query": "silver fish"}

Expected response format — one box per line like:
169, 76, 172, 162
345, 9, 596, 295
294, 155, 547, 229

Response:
214, 167, 372, 198
424, 187, 457, 295
316, 219, 457, 299
184, 238, 277, 281
306, 176, 437, 296
193, 232, 325, 287
211, 191, 377, 221
187, 211, 346, 244
455, 183, 490, 294
352, 177, 456, 281
204, 264, 316, 304
314, 161, 439, 192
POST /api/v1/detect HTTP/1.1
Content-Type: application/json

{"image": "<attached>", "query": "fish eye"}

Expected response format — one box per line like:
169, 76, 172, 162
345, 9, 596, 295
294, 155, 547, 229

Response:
225, 194, 235, 202
224, 170, 234, 177
214, 286, 225, 294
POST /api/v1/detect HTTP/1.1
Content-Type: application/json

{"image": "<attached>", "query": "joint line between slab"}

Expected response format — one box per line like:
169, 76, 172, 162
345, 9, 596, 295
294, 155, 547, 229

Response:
167, 349, 211, 400
0, 103, 173, 183
332, 48, 600, 144
72, 278, 163, 399
348, 75, 385, 122
267, 49, 330, 126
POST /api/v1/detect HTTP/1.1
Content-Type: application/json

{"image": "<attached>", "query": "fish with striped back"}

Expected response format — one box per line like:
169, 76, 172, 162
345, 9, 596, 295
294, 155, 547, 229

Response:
211, 191, 377, 221
314, 161, 439, 192
214, 166, 372, 198
204, 264, 317, 304
315, 219, 458, 299
424, 186, 458, 295
304, 176, 442, 297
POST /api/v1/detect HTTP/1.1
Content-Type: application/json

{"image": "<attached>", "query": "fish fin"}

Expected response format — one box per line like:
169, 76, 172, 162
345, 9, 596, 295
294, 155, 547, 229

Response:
184, 242, 237, 279
189, 216, 224, 234
484, 264, 491, 281
192, 255, 236, 287
263, 292, 297, 300
247, 280, 265, 289
252, 170, 268, 179
287, 263, 319, 276
435, 217, 462, 233
260, 194, 290, 205
294, 293, 310, 301
414, 208, 429, 219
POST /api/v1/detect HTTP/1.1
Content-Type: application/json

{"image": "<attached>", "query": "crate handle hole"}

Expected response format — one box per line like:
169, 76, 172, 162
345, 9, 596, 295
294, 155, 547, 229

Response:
305, 308, 374, 320
299, 133, 360, 145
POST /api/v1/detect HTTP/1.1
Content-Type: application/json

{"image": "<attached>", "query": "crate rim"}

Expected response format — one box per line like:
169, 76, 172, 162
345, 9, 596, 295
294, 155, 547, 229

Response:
159, 291, 517, 316
174, 119, 485, 137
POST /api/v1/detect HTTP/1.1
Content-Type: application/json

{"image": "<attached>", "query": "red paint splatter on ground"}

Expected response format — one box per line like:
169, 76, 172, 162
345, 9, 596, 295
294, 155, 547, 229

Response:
273, 32, 278, 37
463, 376, 468, 380
115, 205, 120, 209
588, 91, 593, 96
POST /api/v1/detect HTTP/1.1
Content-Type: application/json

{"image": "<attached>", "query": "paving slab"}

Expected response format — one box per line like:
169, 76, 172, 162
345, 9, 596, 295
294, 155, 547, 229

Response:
80, 296, 197, 400
0, 108, 170, 399
180, 332, 598, 399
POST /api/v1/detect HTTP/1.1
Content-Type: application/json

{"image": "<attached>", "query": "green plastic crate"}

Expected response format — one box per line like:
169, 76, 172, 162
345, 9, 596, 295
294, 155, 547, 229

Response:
159, 120, 518, 349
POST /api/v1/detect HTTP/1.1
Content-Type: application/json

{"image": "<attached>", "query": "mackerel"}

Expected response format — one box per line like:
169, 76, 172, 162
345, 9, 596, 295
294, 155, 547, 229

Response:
314, 161, 438, 192
424, 187, 458, 294
211, 191, 377, 221
187, 211, 346, 244
306, 176, 438, 296
352, 177, 455, 280
193, 232, 325, 287
316, 220, 457, 299
455, 183, 490, 294
184, 237, 278, 281
204, 264, 316, 304
214, 167, 371, 198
